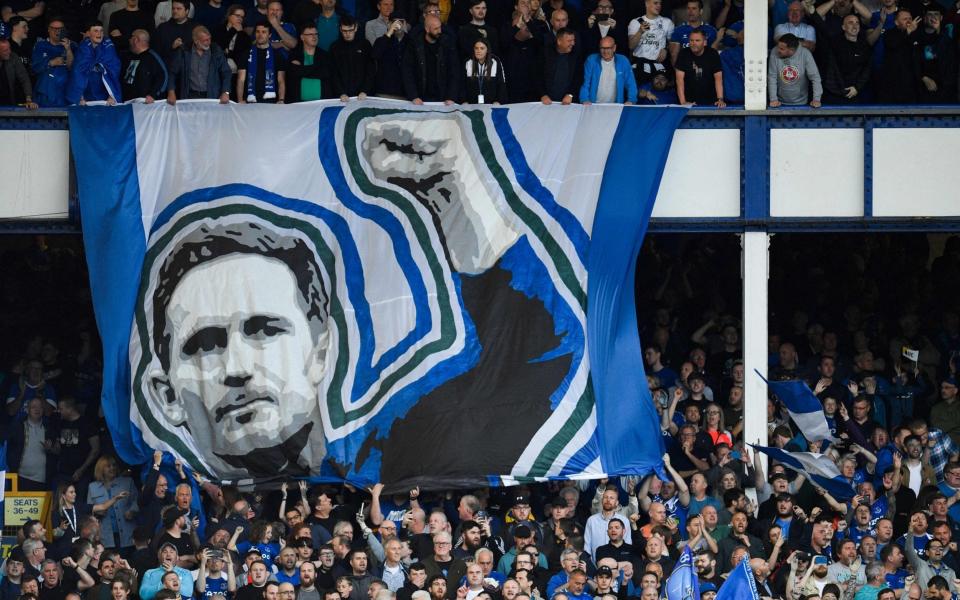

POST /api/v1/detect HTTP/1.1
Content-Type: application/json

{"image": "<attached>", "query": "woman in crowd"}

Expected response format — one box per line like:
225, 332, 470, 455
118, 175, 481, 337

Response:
462, 39, 507, 104
87, 455, 139, 553
213, 4, 251, 101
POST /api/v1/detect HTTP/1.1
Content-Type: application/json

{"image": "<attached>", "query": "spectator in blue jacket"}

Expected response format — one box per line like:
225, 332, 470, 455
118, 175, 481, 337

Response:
579, 36, 636, 104
31, 18, 74, 107
66, 21, 122, 104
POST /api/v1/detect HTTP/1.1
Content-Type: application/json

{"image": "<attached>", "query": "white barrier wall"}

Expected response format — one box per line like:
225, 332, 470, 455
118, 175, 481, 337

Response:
0, 130, 71, 220
3, 126, 960, 221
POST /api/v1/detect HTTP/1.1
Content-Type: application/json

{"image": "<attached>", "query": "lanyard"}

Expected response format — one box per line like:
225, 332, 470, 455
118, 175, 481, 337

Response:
62, 506, 77, 533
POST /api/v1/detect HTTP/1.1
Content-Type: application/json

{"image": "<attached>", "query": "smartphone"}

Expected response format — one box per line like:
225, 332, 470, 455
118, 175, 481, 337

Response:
360, 501, 366, 514
730, 451, 742, 460
476, 510, 489, 521
597, 14, 608, 23
813, 556, 829, 566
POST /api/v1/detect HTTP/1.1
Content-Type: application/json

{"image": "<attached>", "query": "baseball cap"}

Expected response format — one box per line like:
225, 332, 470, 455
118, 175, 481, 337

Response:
513, 525, 532, 539
596, 566, 614, 577
701, 584, 717, 594
513, 494, 530, 507
157, 541, 179, 555
944, 376, 958, 387
245, 548, 263, 559
550, 498, 567, 509
162, 507, 189, 528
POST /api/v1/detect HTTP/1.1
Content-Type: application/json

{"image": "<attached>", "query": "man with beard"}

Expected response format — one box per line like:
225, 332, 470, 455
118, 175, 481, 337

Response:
753, 493, 806, 544
295, 561, 321, 600
826, 539, 866, 589
401, 14, 458, 103
585, 488, 634, 558
453, 521, 486, 561
695, 551, 723, 588
717, 512, 764, 570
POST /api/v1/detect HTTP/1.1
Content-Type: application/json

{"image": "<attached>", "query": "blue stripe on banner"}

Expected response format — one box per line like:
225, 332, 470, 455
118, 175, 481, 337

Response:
752, 444, 805, 472
317, 106, 435, 401
769, 379, 824, 414
752, 445, 855, 499
490, 108, 590, 265
587, 106, 686, 476
69, 105, 150, 466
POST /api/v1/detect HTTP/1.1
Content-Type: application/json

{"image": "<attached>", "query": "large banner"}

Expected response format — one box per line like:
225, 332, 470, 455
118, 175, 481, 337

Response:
69, 101, 685, 489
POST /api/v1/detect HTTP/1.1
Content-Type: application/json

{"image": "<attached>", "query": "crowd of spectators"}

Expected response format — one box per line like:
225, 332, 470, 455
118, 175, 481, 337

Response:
767, 0, 960, 107
0, 0, 748, 107
4, 228, 960, 600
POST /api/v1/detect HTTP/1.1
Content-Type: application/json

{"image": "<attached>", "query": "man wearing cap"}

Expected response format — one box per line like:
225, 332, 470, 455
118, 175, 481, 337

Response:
503, 495, 544, 549
930, 378, 960, 447
496, 527, 548, 575
696, 582, 717, 600
540, 498, 569, 567
591, 564, 618, 597
141, 542, 195, 600
585, 487, 634, 559
154, 507, 200, 569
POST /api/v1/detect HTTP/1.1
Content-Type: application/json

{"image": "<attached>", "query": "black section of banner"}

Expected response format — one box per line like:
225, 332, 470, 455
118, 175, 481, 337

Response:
357, 264, 570, 490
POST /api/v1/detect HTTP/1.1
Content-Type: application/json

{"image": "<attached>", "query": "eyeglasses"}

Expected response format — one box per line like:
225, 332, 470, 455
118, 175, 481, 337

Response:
599, 45, 615, 50
303, 32, 318, 36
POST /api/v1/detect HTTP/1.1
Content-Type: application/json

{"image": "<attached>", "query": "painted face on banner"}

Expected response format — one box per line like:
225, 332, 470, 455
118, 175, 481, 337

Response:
164, 254, 323, 455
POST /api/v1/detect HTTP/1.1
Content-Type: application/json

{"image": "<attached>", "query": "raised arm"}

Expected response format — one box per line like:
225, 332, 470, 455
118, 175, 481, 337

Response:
664, 454, 691, 506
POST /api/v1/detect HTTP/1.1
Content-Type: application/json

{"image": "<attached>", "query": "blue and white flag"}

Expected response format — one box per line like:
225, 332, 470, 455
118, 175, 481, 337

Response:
715, 556, 759, 600
752, 444, 856, 500
665, 547, 700, 600
68, 100, 686, 488
757, 371, 836, 443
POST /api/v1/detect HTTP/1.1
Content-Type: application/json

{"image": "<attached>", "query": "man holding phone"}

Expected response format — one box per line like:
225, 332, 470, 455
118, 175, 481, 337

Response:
195, 546, 236, 600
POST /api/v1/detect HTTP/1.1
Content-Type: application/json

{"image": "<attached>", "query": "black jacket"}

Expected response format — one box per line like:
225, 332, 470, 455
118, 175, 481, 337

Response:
402, 31, 460, 101
167, 42, 232, 97
541, 44, 581, 100
461, 55, 508, 103
121, 48, 168, 99
372, 33, 407, 96
286, 45, 330, 102
878, 27, 919, 104
0, 54, 32, 104
821, 35, 871, 101
329, 37, 376, 97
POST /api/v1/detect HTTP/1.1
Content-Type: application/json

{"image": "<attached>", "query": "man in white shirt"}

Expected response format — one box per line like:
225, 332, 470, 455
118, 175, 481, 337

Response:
773, 1, 815, 51
627, 0, 674, 67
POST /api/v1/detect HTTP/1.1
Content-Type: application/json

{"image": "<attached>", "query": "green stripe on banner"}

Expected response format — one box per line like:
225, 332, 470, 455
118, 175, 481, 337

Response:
132, 204, 350, 478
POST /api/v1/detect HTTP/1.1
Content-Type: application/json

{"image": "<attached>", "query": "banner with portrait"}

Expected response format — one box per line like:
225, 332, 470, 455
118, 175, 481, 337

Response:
69, 100, 685, 489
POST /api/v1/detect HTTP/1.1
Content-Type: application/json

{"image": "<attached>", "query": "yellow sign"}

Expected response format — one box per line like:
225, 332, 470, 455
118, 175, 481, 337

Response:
4, 494, 48, 526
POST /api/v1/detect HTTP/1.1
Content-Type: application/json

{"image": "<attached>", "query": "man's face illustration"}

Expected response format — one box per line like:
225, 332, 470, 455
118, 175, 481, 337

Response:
158, 253, 323, 457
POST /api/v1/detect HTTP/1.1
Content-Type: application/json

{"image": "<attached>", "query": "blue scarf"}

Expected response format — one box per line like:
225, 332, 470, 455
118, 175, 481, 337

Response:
245, 44, 276, 102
